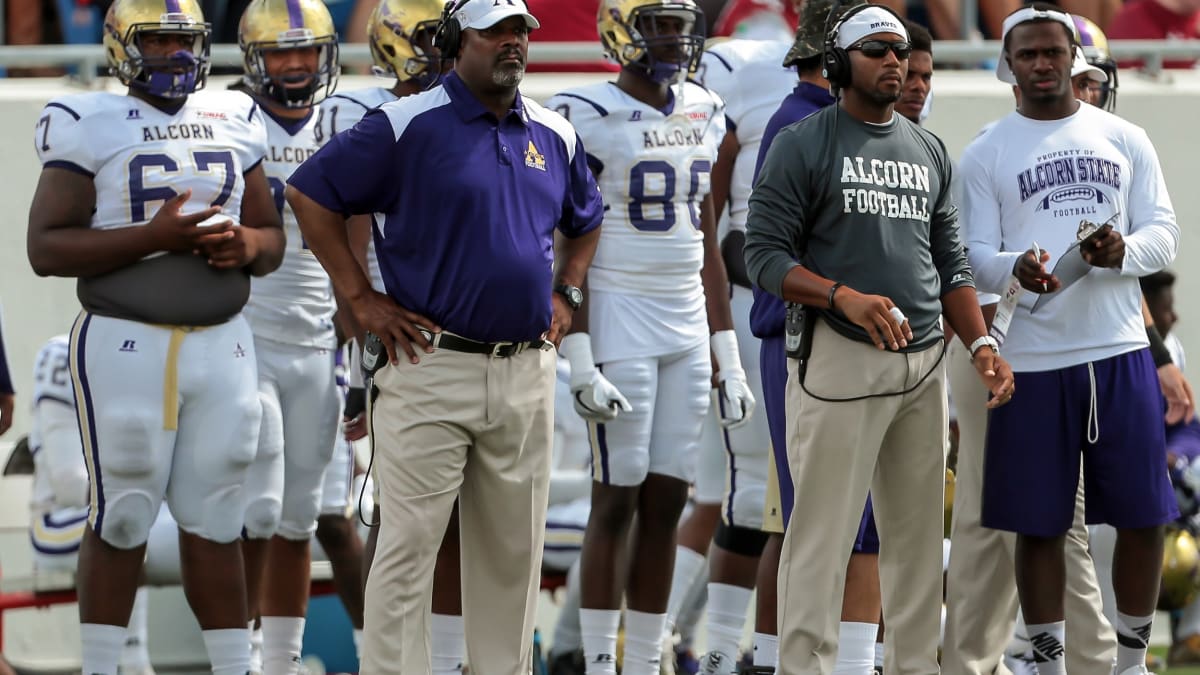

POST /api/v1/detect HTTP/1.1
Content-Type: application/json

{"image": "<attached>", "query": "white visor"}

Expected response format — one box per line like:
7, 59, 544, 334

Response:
835, 7, 909, 50
1071, 46, 1107, 82
455, 0, 540, 31
995, 7, 1077, 84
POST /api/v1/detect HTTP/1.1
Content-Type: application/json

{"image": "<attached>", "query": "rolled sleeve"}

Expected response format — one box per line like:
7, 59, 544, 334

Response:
286, 109, 402, 217
559, 135, 604, 238
745, 127, 807, 298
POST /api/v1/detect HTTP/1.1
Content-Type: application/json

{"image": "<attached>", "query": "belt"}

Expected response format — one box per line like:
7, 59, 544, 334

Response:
419, 329, 551, 358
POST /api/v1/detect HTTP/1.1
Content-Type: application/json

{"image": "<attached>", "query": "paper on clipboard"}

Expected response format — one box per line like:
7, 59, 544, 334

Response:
1030, 240, 1092, 314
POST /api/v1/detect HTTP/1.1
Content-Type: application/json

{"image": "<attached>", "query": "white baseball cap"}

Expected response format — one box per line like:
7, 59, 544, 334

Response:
452, 0, 540, 31
1071, 46, 1107, 82
835, 6, 909, 50
995, 6, 1078, 84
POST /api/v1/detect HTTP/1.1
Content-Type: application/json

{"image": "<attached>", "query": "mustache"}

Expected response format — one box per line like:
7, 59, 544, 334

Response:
497, 49, 525, 64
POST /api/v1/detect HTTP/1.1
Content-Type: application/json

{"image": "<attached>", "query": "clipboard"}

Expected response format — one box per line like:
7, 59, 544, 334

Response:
1030, 215, 1119, 315
1030, 240, 1092, 314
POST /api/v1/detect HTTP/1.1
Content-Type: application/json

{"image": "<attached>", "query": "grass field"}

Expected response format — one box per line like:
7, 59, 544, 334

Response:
1156, 646, 1200, 675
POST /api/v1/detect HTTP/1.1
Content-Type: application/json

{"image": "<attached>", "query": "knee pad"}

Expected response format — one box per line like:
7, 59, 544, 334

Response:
243, 494, 282, 539
98, 492, 158, 549
714, 520, 768, 558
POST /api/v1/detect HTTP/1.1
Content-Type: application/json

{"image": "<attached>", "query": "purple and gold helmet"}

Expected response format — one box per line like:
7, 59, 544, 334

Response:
239, 0, 340, 108
103, 0, 212, 99
1072, 14, 1117, 112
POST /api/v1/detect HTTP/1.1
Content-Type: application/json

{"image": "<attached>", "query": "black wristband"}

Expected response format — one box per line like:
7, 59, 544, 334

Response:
828, 282, 844, 310
1147, 324, 1173, 368
344, 386, 367, 419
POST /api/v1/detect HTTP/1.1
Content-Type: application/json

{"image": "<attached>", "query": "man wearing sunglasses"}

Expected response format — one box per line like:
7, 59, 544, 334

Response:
745, 5, 1014, 674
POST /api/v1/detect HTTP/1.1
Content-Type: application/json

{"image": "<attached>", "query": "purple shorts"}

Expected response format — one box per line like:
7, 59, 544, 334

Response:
982, 348, 1177, 537
762, 335, 879, 553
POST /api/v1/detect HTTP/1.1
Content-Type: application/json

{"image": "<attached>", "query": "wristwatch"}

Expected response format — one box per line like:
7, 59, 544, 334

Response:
968, 335, 1000, 362
555, 283, 583, 311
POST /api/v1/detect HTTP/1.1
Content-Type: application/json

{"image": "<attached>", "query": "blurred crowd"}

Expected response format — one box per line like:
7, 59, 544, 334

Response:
2, 0, 1199, 74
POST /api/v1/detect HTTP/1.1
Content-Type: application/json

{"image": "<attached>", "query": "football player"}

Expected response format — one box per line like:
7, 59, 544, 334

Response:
548, 2, 755, 673
28, 334, 182, 675
683, 23, 796, 674
25, 0, 283, 672
235, 1, 341, 671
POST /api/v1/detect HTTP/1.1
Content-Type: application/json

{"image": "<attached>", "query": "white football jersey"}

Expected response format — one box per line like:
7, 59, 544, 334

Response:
29, 335, 80, 515
35, 90, 267, 243
242, 108, 335, 349
547, 82, 725, 298
317, 87, 400, 292
697, 39, 795, 233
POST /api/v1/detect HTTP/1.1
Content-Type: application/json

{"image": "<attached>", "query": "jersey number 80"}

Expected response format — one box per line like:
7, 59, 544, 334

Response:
628, 159, 712, 232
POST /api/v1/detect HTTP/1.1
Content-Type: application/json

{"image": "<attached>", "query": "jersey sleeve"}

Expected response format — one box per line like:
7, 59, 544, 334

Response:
35, 99, 97, 176
560, 133, 604, 238
960, 135, 1020, 295
287, 107, 405, 217
545, 92, 607, 176
317, 95, 373, 145
238, 99, 269, 173
744, 124, 813, 296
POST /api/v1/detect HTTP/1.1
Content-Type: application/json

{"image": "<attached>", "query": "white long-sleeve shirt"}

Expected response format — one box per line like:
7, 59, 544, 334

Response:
960, 103, 1178, 371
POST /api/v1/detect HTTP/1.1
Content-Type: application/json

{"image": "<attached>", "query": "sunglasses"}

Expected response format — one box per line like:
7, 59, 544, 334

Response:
848, 40, 912, 60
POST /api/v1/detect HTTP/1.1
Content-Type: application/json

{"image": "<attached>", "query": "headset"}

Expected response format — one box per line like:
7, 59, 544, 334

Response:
822, 1, 905, 93
432, 0, 472, 62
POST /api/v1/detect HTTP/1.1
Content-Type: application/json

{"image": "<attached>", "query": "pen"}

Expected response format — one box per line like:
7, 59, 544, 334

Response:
1032, 240, 1047, 292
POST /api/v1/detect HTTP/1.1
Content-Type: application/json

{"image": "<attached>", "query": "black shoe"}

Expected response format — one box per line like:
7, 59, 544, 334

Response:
548, 649, 586, 675
738, 667, 775, 674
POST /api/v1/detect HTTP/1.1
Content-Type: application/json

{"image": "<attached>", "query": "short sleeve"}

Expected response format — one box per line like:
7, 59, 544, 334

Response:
35, 100, 96, 176
559, 134, 603, 238
239, 101, 269, 173
287, 108, 404, 217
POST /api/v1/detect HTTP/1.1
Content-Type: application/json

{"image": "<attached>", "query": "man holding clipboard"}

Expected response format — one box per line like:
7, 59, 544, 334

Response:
959, 4, 1180, 674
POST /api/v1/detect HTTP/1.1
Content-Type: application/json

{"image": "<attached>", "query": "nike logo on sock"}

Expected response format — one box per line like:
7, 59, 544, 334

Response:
1030, 632, 1065, 662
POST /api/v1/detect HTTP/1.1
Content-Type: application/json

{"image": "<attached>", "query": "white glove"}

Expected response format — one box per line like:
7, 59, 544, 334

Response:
712, 330, 756, 429
559, 333, 632, 423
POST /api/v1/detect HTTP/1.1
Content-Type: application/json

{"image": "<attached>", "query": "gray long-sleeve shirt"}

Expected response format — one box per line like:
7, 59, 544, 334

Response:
744, 105, 974, 351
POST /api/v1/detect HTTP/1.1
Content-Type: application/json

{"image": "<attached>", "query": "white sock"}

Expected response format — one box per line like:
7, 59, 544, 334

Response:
352, 629, 363, 661
677, 575, 709, 650
1179, 595, 1200, 639
622, 610, 668, 675
82, 623, 127, 675
431, 613, 466, 674
753, 632, 778, 667
875, 641, 884, 668
261, 616, 305, 675
551, 559, 584, 657
832, 621, 878, 675
201, 628, 252, 675
580, 608, 620, 674
1115, 611, 1153, 673
1025, 621, 1066, 675
120, 588, 152, 668
705, 583, 751, 667
665, 546, 707, 637
249, 621, 264, 674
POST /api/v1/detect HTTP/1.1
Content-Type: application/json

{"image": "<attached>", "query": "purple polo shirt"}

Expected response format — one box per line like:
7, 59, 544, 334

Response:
748, 81, 836, 339
289, 72, 603, 343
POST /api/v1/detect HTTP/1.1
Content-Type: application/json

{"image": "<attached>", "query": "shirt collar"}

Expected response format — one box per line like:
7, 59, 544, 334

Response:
796, 81, 836, 107
442, 71, 528, 125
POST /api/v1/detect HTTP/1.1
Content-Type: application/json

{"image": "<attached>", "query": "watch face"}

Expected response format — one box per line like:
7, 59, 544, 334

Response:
568, 288, 583, 306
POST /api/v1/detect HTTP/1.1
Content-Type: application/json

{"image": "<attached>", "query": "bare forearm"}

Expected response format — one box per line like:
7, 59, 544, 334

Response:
287, 187, 373, 303
246, 226, 285, 277
778, 264, 836, 308
702, 243, 733, 332
29, 227, 159, 278
557, 228, 599, 335
941, 286, 988, 345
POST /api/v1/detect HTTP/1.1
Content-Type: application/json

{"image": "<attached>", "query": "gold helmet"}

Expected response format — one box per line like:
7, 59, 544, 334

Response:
1159, 526, 1200, 611
1071, 14, 1117, 112
239, 0, 340, 108
102, 0, 212, 99
598, 0, 706, 84
368, 0, 446, 87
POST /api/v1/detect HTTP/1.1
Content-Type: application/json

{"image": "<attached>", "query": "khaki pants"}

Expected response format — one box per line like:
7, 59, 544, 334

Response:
361, 346, 556, 674
942, 339, 1115, 675
777, 321, 946, 675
